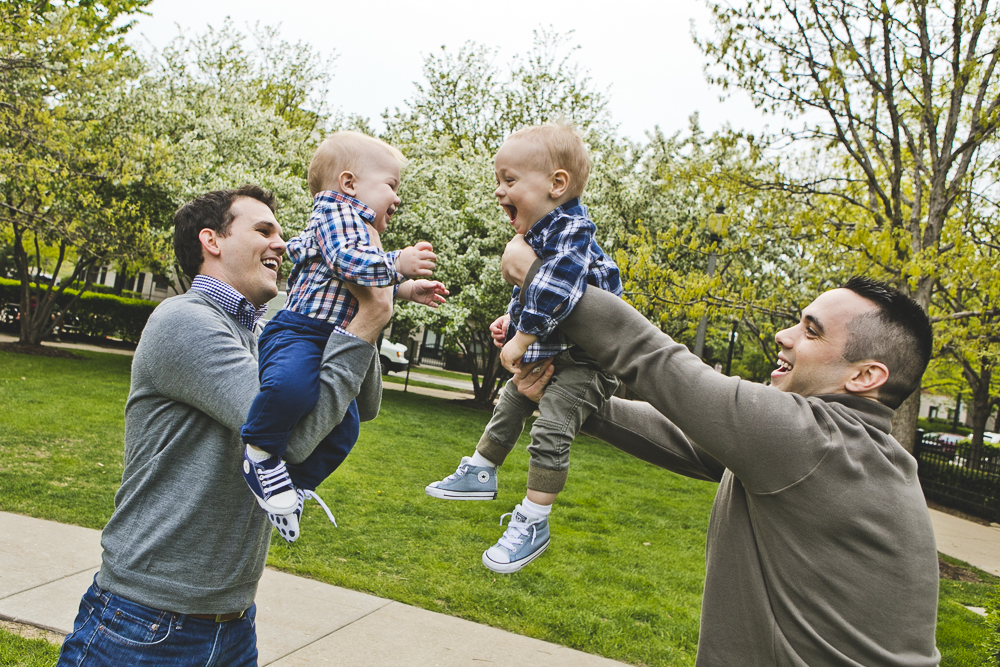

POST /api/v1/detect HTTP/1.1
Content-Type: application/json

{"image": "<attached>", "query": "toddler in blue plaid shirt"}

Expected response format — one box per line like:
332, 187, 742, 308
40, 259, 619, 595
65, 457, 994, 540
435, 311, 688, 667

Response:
241, 131, 448, 542
425, 123, 622, 572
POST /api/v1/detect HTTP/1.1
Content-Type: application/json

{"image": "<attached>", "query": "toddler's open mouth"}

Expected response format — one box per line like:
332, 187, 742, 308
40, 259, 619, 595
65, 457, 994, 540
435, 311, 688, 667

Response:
502, 204, 517, 223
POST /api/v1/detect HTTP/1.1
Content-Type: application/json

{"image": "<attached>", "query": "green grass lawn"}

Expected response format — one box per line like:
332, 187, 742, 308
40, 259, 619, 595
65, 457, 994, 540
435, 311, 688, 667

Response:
0, 628, 61, 667
1, 348, 996, 666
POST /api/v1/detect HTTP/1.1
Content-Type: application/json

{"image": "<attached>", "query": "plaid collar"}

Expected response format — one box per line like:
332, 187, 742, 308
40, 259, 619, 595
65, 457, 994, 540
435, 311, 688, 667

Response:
314, 190, 376, 223
189, 275, 268, 332
524, 198, 583, 242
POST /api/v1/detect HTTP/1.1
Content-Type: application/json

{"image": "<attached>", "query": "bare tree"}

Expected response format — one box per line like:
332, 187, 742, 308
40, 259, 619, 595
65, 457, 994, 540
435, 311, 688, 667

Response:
701, 0, 1000, 451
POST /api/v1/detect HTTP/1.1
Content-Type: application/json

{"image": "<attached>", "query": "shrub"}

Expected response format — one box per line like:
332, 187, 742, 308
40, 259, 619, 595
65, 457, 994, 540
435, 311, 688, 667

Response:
58, 279, 140, 299
0, 278, 157, 343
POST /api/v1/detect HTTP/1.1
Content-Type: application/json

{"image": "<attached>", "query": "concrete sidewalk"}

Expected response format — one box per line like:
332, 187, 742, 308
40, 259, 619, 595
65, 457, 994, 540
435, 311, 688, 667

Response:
0, 512, 625, 666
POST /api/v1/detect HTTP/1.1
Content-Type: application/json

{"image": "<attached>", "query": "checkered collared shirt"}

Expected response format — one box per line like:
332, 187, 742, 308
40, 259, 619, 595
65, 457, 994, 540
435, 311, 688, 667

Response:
283, 191, 402, 328
508, 198, 623, 363
189, 275, 267, 332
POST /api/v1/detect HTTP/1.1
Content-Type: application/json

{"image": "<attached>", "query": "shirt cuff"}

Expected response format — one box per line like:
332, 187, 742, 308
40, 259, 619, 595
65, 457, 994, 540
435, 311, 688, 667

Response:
333, 326, 360, 340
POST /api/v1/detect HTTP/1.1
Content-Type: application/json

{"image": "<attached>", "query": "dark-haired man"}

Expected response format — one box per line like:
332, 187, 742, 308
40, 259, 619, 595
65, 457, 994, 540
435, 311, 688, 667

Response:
503, 237, 940, 666
57, 186, 392, 667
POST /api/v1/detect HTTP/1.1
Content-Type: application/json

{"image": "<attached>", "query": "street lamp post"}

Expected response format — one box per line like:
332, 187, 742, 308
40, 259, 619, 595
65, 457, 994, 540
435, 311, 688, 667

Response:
692, 205, 727, 359
724, 320, 739, 376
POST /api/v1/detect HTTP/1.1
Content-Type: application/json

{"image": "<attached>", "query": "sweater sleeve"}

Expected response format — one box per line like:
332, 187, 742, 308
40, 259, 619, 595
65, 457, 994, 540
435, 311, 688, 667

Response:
582, 397, 725, 483
561, 288, 833, 494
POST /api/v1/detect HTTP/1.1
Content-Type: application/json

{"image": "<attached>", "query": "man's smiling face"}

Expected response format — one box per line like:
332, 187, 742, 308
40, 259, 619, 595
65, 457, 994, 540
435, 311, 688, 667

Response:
215, 197, 286, 307
771, 288, 879, 397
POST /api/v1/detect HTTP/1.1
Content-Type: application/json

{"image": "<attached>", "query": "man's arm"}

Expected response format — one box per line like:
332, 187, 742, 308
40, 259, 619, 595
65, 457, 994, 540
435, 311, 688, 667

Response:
560, 288, 831, 493
504, 235, 832, 493
512, 358, 724, 482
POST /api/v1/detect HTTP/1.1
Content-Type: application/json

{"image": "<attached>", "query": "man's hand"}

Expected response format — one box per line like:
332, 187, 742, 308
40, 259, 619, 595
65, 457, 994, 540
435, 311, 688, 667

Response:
501, 235, 539, 287
344, 282, 393, 345
500, 331, 537, 373
489, 313, 511, 348
397, 241, 436, 278
402, 279, 449, 307
512, 358, 555, 402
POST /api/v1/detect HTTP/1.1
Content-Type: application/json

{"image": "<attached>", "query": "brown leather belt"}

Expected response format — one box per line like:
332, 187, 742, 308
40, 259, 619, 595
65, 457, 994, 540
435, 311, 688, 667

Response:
187, 610, 245, 622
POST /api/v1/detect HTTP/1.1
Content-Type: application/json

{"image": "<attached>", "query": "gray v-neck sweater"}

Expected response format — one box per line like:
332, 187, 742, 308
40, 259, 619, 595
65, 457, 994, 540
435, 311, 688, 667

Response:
566, 287, 940, 667
97, 290, 381, 614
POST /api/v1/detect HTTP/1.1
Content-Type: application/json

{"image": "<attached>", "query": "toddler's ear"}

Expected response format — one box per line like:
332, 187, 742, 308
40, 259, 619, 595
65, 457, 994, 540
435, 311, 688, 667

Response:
339, 170, 356, 195
550, 169, 570, 198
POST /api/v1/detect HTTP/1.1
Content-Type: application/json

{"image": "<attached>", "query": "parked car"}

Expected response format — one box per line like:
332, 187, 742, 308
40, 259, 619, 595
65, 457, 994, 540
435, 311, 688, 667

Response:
917, 432, 964, 460
983, 432, 1000, 445
379, 339, 409, 374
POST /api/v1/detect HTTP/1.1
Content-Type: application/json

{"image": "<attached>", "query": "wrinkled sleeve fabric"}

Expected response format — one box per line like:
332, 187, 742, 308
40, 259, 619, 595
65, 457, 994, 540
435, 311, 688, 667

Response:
517, 217, 593, 337
313, 205, 400, 286
582, 397, 725, 483
562, 288, 832, 494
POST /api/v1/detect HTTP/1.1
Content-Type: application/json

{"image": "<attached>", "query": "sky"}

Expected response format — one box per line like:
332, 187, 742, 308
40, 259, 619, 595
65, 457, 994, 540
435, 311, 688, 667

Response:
129, 0, 775, 143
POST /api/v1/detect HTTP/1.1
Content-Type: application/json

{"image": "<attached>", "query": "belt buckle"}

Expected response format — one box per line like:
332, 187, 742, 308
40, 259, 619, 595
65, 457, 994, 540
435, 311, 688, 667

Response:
215, 610, 244, 622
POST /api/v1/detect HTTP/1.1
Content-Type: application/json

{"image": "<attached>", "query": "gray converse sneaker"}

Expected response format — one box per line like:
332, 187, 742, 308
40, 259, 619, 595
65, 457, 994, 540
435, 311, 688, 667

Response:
424, 457, 498, 500
482, 505, 550, 573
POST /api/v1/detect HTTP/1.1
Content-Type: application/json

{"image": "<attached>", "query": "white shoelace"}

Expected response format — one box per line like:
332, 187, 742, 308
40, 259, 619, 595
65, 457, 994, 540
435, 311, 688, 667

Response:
496, 512, 540, 552
301, 490, 337, 527
442, 463, 471, 483
258, 461, 293, 496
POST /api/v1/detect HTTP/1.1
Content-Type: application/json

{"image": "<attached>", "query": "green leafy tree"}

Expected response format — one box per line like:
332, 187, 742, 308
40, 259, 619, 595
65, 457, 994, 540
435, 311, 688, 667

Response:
700, 0, 1000, 451
0, 0, 160, 345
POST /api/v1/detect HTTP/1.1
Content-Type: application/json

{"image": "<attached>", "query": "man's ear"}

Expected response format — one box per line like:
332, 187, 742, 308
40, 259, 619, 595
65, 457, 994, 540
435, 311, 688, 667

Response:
339, 170, 356, 195
845, 360, 889, 396
550, 169, 570, 199
198, 228, 222, 259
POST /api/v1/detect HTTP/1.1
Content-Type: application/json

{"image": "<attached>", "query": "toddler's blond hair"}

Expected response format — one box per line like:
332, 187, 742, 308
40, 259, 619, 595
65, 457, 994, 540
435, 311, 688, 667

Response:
505, 123, 591, 198
308, 131, 406, 197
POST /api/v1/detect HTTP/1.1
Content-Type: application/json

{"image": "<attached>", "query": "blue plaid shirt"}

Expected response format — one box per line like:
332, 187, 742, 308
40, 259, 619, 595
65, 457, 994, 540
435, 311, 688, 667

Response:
509, 198, 622, 363
189, 275, 267, 332
284, 191, 402, 329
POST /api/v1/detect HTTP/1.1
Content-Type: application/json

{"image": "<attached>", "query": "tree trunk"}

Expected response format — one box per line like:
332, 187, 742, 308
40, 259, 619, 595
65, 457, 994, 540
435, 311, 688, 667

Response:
963, 360, 991, 467
891, 389, 921, 454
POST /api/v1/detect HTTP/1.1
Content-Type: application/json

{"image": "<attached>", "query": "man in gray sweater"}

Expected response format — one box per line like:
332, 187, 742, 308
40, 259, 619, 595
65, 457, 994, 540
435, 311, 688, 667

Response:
503, 238, 940, 666
57, 185, 391, 666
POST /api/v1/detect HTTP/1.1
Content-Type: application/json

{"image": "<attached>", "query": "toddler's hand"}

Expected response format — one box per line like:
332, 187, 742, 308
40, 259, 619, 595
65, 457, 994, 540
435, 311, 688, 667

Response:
409, 280, 449, 308
397, 241, 436, 278
500, 336, 529, 373
489, 313, 511, 348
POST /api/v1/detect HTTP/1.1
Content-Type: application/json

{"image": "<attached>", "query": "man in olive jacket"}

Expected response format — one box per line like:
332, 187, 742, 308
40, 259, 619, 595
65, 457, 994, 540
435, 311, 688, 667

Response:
504, 237, 939, 667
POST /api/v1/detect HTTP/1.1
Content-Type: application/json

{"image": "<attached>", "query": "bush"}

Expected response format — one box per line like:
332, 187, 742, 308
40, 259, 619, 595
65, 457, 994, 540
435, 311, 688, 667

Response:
0, 278, 157, 343
917, 417, 972, 436
58, 279, 140, 299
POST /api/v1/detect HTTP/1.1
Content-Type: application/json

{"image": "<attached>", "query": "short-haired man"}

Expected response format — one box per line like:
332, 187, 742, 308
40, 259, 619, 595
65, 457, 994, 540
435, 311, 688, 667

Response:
56, 185, 391, 666
503, 236, 940, 666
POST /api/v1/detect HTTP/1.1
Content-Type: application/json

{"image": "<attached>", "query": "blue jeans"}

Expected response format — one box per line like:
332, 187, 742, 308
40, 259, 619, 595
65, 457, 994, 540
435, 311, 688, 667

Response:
241, 309, 360, 490
56, 577, 257, 667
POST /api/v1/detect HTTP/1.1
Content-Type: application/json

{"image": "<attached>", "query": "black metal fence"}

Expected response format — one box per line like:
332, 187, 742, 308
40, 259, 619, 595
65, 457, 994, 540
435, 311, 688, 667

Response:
914, 430, 1000, 523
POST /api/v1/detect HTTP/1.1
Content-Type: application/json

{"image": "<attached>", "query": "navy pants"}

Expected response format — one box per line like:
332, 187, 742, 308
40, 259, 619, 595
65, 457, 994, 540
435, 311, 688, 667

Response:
240, 310, 360, 491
